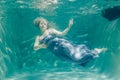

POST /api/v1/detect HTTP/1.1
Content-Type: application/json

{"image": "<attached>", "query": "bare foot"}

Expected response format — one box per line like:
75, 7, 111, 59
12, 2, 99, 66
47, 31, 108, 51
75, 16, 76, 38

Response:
94, 48, 107, 54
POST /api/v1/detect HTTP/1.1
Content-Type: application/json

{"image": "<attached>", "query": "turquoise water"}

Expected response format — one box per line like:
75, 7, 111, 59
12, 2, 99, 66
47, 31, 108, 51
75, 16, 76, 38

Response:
0, 0, 120, 80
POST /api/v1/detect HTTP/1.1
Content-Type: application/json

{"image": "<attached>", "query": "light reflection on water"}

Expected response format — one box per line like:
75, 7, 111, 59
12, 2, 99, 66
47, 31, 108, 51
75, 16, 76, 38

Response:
0, 0, 120, 80
6, 68, 110, 80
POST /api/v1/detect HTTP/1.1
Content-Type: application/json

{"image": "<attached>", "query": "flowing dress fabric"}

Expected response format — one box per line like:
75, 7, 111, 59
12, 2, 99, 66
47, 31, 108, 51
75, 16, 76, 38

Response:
41, 34, 98, 66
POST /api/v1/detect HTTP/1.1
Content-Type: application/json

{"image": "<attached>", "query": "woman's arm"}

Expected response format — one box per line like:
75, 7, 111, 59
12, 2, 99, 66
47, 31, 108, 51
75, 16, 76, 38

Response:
34, 36, 47, 51
52, 18, 74, 36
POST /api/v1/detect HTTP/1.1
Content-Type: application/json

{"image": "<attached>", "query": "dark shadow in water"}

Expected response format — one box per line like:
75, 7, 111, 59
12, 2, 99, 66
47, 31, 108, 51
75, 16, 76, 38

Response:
102, 6, 120, 21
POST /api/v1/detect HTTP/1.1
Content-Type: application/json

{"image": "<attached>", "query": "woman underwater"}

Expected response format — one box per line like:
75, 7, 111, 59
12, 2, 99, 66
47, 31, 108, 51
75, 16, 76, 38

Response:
33, 17, 107, 66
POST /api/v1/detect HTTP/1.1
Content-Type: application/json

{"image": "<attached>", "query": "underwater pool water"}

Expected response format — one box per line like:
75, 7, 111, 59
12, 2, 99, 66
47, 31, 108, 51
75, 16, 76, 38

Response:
0, 0, 120, 80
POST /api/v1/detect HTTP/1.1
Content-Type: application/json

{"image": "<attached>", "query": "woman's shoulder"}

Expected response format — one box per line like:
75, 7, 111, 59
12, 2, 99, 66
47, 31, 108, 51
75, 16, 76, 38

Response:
48, 28, 55, 31
48, 28, 56, 33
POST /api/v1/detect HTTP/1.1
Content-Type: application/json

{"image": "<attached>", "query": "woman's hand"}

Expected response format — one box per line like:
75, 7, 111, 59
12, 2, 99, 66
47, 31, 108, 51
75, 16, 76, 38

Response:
69, 18, 74, 27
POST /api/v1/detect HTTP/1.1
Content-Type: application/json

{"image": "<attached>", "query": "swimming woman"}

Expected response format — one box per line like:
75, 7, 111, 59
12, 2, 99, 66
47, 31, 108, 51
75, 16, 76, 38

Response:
33, 17, 107, 66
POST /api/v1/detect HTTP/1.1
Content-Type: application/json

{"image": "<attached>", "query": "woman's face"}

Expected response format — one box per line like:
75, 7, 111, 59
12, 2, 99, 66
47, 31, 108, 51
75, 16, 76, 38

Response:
39, 21, 48, 31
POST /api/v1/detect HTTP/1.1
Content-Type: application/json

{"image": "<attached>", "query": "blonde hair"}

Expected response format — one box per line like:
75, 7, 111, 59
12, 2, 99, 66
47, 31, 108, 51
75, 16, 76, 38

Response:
33, 17, 48, 28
